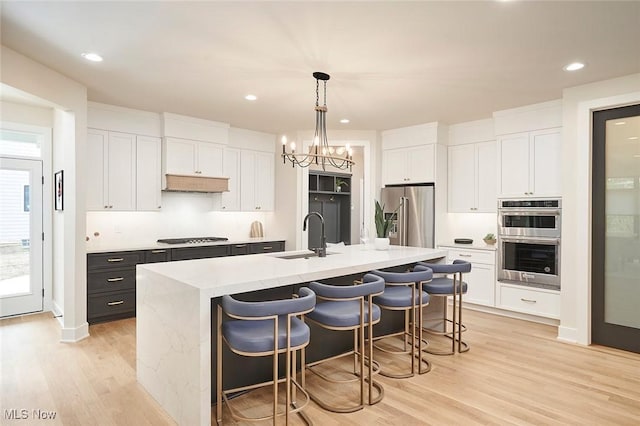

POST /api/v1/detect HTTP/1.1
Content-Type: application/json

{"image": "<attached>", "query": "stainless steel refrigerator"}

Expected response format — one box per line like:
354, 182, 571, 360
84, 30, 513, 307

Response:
380, 184, 435, 248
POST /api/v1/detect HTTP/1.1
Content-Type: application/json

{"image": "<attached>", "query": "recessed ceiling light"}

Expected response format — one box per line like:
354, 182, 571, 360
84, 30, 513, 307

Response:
563, 62, 585, 71
245, 94, 257, 101
340, 119, 350, 124
629, 136, 639, 140
81, 52, 103, 62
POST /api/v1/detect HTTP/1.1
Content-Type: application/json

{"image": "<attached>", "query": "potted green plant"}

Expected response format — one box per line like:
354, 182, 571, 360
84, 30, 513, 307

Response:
374, 200, 400, 250
483, 233, 497, 245
335, 177, 349, 192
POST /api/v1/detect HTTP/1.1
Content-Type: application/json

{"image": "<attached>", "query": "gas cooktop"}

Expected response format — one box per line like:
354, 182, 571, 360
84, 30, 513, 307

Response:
157, 237, 229, 245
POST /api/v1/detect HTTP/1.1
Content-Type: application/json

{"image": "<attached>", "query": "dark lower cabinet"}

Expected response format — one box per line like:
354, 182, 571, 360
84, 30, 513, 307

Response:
87, 241, 285, 324
249, 241, 285, 254
87, 250, 142, 324
170, 245, 230, 260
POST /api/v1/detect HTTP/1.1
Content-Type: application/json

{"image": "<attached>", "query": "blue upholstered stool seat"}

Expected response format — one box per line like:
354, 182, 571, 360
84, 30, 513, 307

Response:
422, 277, 468, 295
222, 315, 310, 353
307, 300, 380, 328
373, 285, 430, 308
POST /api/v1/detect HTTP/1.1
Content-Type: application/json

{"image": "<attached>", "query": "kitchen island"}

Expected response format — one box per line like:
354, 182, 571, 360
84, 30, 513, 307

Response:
136, 244, 447, 426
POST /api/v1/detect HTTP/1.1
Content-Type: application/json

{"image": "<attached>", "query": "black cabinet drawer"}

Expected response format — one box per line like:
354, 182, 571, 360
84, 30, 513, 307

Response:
171, 245, 230, 261
144, 249, 171, 263
88, 251, 142, 270
249, 241, 285, 254
87, 269, 136, 295
230, 244, 249, 256
88, 290, 135, 322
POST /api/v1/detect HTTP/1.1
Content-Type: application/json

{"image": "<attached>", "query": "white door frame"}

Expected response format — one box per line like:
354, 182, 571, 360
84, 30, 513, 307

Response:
0, 122, 53, 316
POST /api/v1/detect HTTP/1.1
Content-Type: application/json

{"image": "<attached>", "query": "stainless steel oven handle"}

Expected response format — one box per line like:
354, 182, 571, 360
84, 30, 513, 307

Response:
499, 237, 560, 245
498, 209, 561, 215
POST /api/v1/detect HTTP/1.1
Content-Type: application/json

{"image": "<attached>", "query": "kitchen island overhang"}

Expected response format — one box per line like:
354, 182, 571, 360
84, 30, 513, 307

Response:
136, 245, 447, 426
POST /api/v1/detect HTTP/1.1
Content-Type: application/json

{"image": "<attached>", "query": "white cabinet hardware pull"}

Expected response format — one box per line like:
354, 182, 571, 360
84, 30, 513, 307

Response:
520, 298, 537, 303
107, 277, 124, 282
107, 258, 124, 262
151, 250, 166, 253
107, 300, 125, 306
235, 244, 247, 248
263, 246, 272, 250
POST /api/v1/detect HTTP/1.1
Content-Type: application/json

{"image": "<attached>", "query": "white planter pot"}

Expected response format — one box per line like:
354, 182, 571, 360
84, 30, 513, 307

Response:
374, 237, 390, 251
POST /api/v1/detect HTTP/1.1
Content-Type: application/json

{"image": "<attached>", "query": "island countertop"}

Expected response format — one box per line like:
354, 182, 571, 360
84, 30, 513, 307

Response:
138, 245, 448, 297
136, 244, 447, 426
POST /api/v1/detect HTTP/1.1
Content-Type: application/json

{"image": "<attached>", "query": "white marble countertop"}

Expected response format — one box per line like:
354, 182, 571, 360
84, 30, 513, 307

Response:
138, 244, 448, 298
86, 236, 286, 254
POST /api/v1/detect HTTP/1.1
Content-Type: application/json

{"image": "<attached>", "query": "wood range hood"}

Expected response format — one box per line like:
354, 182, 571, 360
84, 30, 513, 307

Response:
163, 174, 229, 193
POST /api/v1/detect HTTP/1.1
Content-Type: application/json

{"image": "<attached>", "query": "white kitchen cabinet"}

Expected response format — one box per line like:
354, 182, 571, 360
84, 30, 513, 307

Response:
382, 144, 435, 185
136, 135, 162, 211
220, 147, 241, 211
443, 246, 496, 307
240, 150, 274, 211
87, 129, 136, 211
163, 137, 224, 179
498, 128, 561, 197
496, 282, 560, 319
448, 141, 497, 212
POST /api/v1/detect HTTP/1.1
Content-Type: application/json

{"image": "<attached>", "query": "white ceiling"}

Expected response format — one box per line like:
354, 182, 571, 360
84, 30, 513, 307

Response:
1, 1, 639, 134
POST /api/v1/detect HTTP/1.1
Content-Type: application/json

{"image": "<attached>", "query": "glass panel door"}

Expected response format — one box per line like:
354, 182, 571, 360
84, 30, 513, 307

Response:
592, 104, 640, 353
0, 157, 43, 317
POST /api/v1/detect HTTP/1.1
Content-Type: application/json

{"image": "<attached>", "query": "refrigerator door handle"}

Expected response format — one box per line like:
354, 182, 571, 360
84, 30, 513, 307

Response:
401, 196, 409, 246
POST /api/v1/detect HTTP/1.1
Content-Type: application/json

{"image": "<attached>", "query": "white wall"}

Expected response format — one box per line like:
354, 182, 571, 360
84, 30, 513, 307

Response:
1, 101, 53, 127
1, 45, 88, 342
559, 73, 640, 345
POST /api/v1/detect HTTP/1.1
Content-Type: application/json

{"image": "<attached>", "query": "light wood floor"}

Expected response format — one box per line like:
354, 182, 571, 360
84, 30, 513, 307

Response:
1, 310, 639, 425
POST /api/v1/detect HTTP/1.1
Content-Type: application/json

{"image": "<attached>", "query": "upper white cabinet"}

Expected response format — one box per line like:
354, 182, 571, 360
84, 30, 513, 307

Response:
498, 128, 561, 197
381, 122, 447, 185
163, 137, 224, 179
448, 141, 497, 212
493, 100, 562, 198
87, 129, 136, 211
220, 147, 241, 211
383, 144, 435, 184
87, 129, 162, 211
240, 150, 274, 211
136, 135, 162, 211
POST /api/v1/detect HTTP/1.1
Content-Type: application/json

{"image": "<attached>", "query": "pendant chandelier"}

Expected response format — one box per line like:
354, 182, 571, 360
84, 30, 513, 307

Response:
281, 72, 354, 171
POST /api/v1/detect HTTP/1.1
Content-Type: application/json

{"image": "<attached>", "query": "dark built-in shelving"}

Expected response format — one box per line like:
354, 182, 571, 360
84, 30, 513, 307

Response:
308, 171, 351, 247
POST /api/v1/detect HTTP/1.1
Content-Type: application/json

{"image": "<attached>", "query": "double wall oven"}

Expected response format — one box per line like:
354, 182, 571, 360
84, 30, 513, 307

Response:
498, 199, 561, 290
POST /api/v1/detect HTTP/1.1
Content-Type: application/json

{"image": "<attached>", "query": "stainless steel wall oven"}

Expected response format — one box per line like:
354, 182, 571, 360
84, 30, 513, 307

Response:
498, 199, 561, 290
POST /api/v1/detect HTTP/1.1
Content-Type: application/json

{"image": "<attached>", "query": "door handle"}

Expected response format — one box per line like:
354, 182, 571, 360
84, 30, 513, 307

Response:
520, 298, 537, 303
107, 277, 124, 282
107, 258, 124, 262
151, 250, 166, 254
107, 300, 125, 306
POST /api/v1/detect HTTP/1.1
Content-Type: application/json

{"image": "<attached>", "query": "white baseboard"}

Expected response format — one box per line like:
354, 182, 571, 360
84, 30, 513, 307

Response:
557, 325, 580, 345
60, 322, 89, 343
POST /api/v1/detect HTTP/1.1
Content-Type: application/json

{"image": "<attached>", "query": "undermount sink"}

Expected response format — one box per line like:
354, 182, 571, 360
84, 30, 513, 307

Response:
273, 251, 336, 260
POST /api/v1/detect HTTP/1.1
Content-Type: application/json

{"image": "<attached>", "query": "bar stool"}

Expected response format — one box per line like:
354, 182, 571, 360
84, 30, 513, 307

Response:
414, 260, 471, 355
216, 287, 316, 425
369, 268, 433, 378
305, 273, 385, 413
